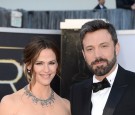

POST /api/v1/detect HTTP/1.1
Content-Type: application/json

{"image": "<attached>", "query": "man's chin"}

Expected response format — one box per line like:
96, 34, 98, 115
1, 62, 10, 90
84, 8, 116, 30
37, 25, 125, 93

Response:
93, 64, 106, 70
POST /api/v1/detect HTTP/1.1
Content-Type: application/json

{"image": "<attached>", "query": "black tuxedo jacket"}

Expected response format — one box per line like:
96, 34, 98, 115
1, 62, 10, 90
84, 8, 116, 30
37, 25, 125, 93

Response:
70, 65, 135, 115
94, 4, 107, 9
116, 0, 134, 9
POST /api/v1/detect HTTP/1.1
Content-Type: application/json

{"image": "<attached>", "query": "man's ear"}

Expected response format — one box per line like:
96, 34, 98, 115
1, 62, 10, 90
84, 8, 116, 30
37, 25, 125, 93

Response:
115, 42, 120, 56
82, 49, 85, 59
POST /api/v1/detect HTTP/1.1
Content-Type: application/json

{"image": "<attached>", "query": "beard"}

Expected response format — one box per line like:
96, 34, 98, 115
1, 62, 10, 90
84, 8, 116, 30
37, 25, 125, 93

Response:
87, 52, 117, 76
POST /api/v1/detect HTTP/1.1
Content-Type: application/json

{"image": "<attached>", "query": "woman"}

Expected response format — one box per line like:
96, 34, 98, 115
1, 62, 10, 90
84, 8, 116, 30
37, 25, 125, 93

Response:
0, 36, 71, 115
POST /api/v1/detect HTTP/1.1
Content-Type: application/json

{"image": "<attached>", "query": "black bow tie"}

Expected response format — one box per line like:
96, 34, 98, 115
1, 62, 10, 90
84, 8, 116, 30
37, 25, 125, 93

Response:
92, 78, 111, 93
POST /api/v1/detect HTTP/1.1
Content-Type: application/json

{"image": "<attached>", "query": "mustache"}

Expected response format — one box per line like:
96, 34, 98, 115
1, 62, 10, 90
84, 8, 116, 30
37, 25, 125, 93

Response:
91, 58, 108, 65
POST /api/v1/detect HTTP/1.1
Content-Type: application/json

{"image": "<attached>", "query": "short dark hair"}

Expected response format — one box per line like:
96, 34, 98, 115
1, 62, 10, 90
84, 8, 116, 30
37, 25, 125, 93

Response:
80, 20, 118, 49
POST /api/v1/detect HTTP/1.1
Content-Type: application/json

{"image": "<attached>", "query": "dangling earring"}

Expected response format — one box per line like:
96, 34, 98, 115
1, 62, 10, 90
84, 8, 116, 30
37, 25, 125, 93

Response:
27, 69, 31, 73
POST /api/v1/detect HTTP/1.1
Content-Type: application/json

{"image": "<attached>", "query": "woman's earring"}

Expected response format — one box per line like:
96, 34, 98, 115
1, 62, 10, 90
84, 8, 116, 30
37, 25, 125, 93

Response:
27, 69, 31, 73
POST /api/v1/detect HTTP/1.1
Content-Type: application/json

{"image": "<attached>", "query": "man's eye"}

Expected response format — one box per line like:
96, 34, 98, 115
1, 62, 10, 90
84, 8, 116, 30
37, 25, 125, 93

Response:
102, 45, 108, 48
86, 48, 93, 51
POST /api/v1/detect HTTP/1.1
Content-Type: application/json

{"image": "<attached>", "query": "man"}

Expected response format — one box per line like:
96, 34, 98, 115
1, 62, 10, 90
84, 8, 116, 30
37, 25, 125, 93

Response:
70, 20, 135, 115
116, 0, 135, 10
94, 0, 107, 9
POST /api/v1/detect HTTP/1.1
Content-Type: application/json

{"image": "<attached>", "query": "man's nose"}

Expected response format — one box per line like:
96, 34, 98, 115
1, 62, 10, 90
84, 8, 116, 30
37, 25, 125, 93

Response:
94, 48, 102, 58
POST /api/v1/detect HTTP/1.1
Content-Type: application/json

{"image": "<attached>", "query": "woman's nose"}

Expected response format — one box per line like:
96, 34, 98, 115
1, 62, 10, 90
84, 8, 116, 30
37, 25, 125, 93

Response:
43, 64, 50, 72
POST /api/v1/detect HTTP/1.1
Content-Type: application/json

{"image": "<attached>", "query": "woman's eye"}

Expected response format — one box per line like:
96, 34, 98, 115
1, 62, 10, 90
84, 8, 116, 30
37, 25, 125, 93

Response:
35, 62, 43, 65
49, 61, 56, 65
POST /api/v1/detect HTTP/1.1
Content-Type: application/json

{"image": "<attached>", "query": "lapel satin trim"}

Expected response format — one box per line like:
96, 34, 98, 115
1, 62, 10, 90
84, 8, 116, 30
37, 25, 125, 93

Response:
103, 65, 128, 115
103, 84, 128, 115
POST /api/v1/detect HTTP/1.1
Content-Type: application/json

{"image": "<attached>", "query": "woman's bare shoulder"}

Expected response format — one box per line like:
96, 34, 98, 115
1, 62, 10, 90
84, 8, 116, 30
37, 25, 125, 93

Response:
0, 88, 25, 114
55, 93, 70, 109
61, 98, 71, 115
1, 88, 24, 104
0, 93, 15, 115
55, 93, 71, 115
62, 98, 70, 106
1, 93, 14, 105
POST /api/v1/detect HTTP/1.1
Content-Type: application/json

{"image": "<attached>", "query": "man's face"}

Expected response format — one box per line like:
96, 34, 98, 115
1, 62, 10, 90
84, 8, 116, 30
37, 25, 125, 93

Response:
99, 0, 105, 5
82, 29, 119, 77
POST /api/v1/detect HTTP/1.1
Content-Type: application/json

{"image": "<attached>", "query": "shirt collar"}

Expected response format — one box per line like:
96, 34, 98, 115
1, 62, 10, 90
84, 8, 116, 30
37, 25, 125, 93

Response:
99, 4, 104, 9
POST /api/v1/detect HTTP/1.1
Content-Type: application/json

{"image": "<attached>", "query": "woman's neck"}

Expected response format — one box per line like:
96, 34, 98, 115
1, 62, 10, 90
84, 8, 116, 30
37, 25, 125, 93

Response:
29, 83, 52, 99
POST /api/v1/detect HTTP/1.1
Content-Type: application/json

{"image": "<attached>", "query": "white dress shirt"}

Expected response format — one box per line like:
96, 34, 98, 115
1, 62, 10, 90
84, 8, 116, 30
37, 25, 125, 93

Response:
91, 64, 118, 115
99, 4, 104, 9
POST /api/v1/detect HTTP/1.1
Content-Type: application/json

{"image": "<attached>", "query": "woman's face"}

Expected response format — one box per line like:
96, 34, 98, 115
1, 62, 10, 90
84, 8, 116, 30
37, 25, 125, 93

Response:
32, 48, 58, 86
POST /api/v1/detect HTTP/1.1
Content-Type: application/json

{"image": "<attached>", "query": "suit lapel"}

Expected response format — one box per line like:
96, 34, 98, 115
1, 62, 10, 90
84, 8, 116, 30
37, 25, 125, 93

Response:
81, 79, 93, 115
103, 65, 129, 115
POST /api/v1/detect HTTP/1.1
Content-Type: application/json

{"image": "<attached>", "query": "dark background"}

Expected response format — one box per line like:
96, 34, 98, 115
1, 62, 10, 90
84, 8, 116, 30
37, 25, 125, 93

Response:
60, 29, 93, 99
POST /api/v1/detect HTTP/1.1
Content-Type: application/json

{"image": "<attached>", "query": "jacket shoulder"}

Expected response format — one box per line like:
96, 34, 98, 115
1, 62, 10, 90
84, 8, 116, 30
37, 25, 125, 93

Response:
71, 78, 92, 89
